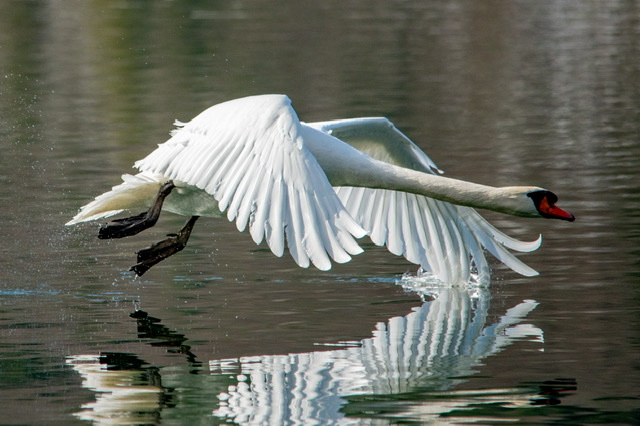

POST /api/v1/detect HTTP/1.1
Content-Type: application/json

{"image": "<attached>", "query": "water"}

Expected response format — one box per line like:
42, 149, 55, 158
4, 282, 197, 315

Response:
1, 1, 639, 424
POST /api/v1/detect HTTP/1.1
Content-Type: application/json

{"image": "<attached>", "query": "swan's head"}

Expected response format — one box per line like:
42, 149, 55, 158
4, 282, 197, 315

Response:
498, 187, 574, 221
527, 189, 575, 221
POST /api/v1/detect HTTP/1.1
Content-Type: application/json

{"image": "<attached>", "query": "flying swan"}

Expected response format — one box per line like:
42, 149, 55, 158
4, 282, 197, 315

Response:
67, 94, 574, 283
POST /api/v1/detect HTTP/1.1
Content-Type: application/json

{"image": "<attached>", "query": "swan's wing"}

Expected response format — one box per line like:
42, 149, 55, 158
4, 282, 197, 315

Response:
307, 117, 443, 176
135, 95, 365, 270
308, 118, 541, 283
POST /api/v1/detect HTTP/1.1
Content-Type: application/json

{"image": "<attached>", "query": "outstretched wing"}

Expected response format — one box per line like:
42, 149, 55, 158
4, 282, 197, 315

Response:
307, 118, 541, 284
135, 95, 365, 270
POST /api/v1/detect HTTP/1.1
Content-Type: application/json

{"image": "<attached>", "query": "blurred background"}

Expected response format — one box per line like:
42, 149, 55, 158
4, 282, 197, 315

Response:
1, 1, 639, 423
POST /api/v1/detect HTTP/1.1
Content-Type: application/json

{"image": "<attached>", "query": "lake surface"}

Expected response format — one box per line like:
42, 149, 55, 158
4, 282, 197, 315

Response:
1, 1, 639, 424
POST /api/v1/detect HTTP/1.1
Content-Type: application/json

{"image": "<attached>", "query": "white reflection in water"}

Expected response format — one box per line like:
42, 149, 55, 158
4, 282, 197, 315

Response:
66, 354, 164, 425
212, 276, 542, 424
66, 276, 544, 424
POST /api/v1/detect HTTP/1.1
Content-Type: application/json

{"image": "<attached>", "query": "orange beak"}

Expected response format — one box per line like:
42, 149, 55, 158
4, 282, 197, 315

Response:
538, 194, 575, 222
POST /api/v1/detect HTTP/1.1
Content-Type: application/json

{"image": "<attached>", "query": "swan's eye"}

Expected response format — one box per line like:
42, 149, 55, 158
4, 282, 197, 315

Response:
528, 190, 554, 205
546, 191, 558, 204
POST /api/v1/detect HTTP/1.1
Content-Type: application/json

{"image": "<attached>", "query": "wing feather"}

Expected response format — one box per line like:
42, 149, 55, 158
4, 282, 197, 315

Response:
134, 95, 365, 270
408, 195, 433, 272
286, 185, 310, 268
400, 194, 420, 265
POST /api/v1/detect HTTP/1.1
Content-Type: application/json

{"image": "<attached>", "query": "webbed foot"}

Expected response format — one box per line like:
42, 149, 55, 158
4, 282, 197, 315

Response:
98, 181, 175, 239
130, 216, 200, 276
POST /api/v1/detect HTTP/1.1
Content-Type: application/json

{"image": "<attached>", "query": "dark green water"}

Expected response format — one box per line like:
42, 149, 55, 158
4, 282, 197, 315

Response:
1, 1, 639, 424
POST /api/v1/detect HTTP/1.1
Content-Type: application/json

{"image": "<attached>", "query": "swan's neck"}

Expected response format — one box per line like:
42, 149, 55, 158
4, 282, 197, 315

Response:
369, 166, 535, 217
304, 128, 538, 217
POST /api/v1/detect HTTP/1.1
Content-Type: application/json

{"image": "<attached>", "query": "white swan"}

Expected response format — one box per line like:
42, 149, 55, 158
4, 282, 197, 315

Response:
67, 94, 574, 282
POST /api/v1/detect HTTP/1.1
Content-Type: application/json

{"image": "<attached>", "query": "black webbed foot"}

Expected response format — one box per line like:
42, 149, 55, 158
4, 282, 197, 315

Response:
98, 181, 175, 239
130, 216, 199, 276
98, 212, 156, 239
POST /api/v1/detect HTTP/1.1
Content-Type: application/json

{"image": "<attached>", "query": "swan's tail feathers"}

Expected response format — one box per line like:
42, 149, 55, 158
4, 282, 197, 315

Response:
66, 173, 163, 225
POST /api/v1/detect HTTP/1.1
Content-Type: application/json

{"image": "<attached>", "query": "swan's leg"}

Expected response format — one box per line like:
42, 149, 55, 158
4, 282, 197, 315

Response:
98, 181, 175, 239
130, 216, 200, 276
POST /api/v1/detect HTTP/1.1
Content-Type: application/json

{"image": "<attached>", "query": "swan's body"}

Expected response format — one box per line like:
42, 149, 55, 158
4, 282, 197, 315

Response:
68, 94, 573, 283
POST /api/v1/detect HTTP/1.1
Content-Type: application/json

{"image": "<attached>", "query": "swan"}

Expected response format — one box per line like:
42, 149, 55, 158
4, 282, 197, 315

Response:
66, 94, 574, 282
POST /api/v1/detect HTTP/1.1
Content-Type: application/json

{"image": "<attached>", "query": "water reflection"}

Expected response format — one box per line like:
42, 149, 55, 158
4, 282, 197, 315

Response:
130, 309, 201, 369
67, 276, 550, 424
66, 353, 168, 425
211, 277, 543, 423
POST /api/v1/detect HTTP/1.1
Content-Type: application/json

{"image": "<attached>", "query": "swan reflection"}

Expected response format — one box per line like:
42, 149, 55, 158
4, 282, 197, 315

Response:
211, 276, 543, 423
67, 276, 547, 424
66, 353, 167, 425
